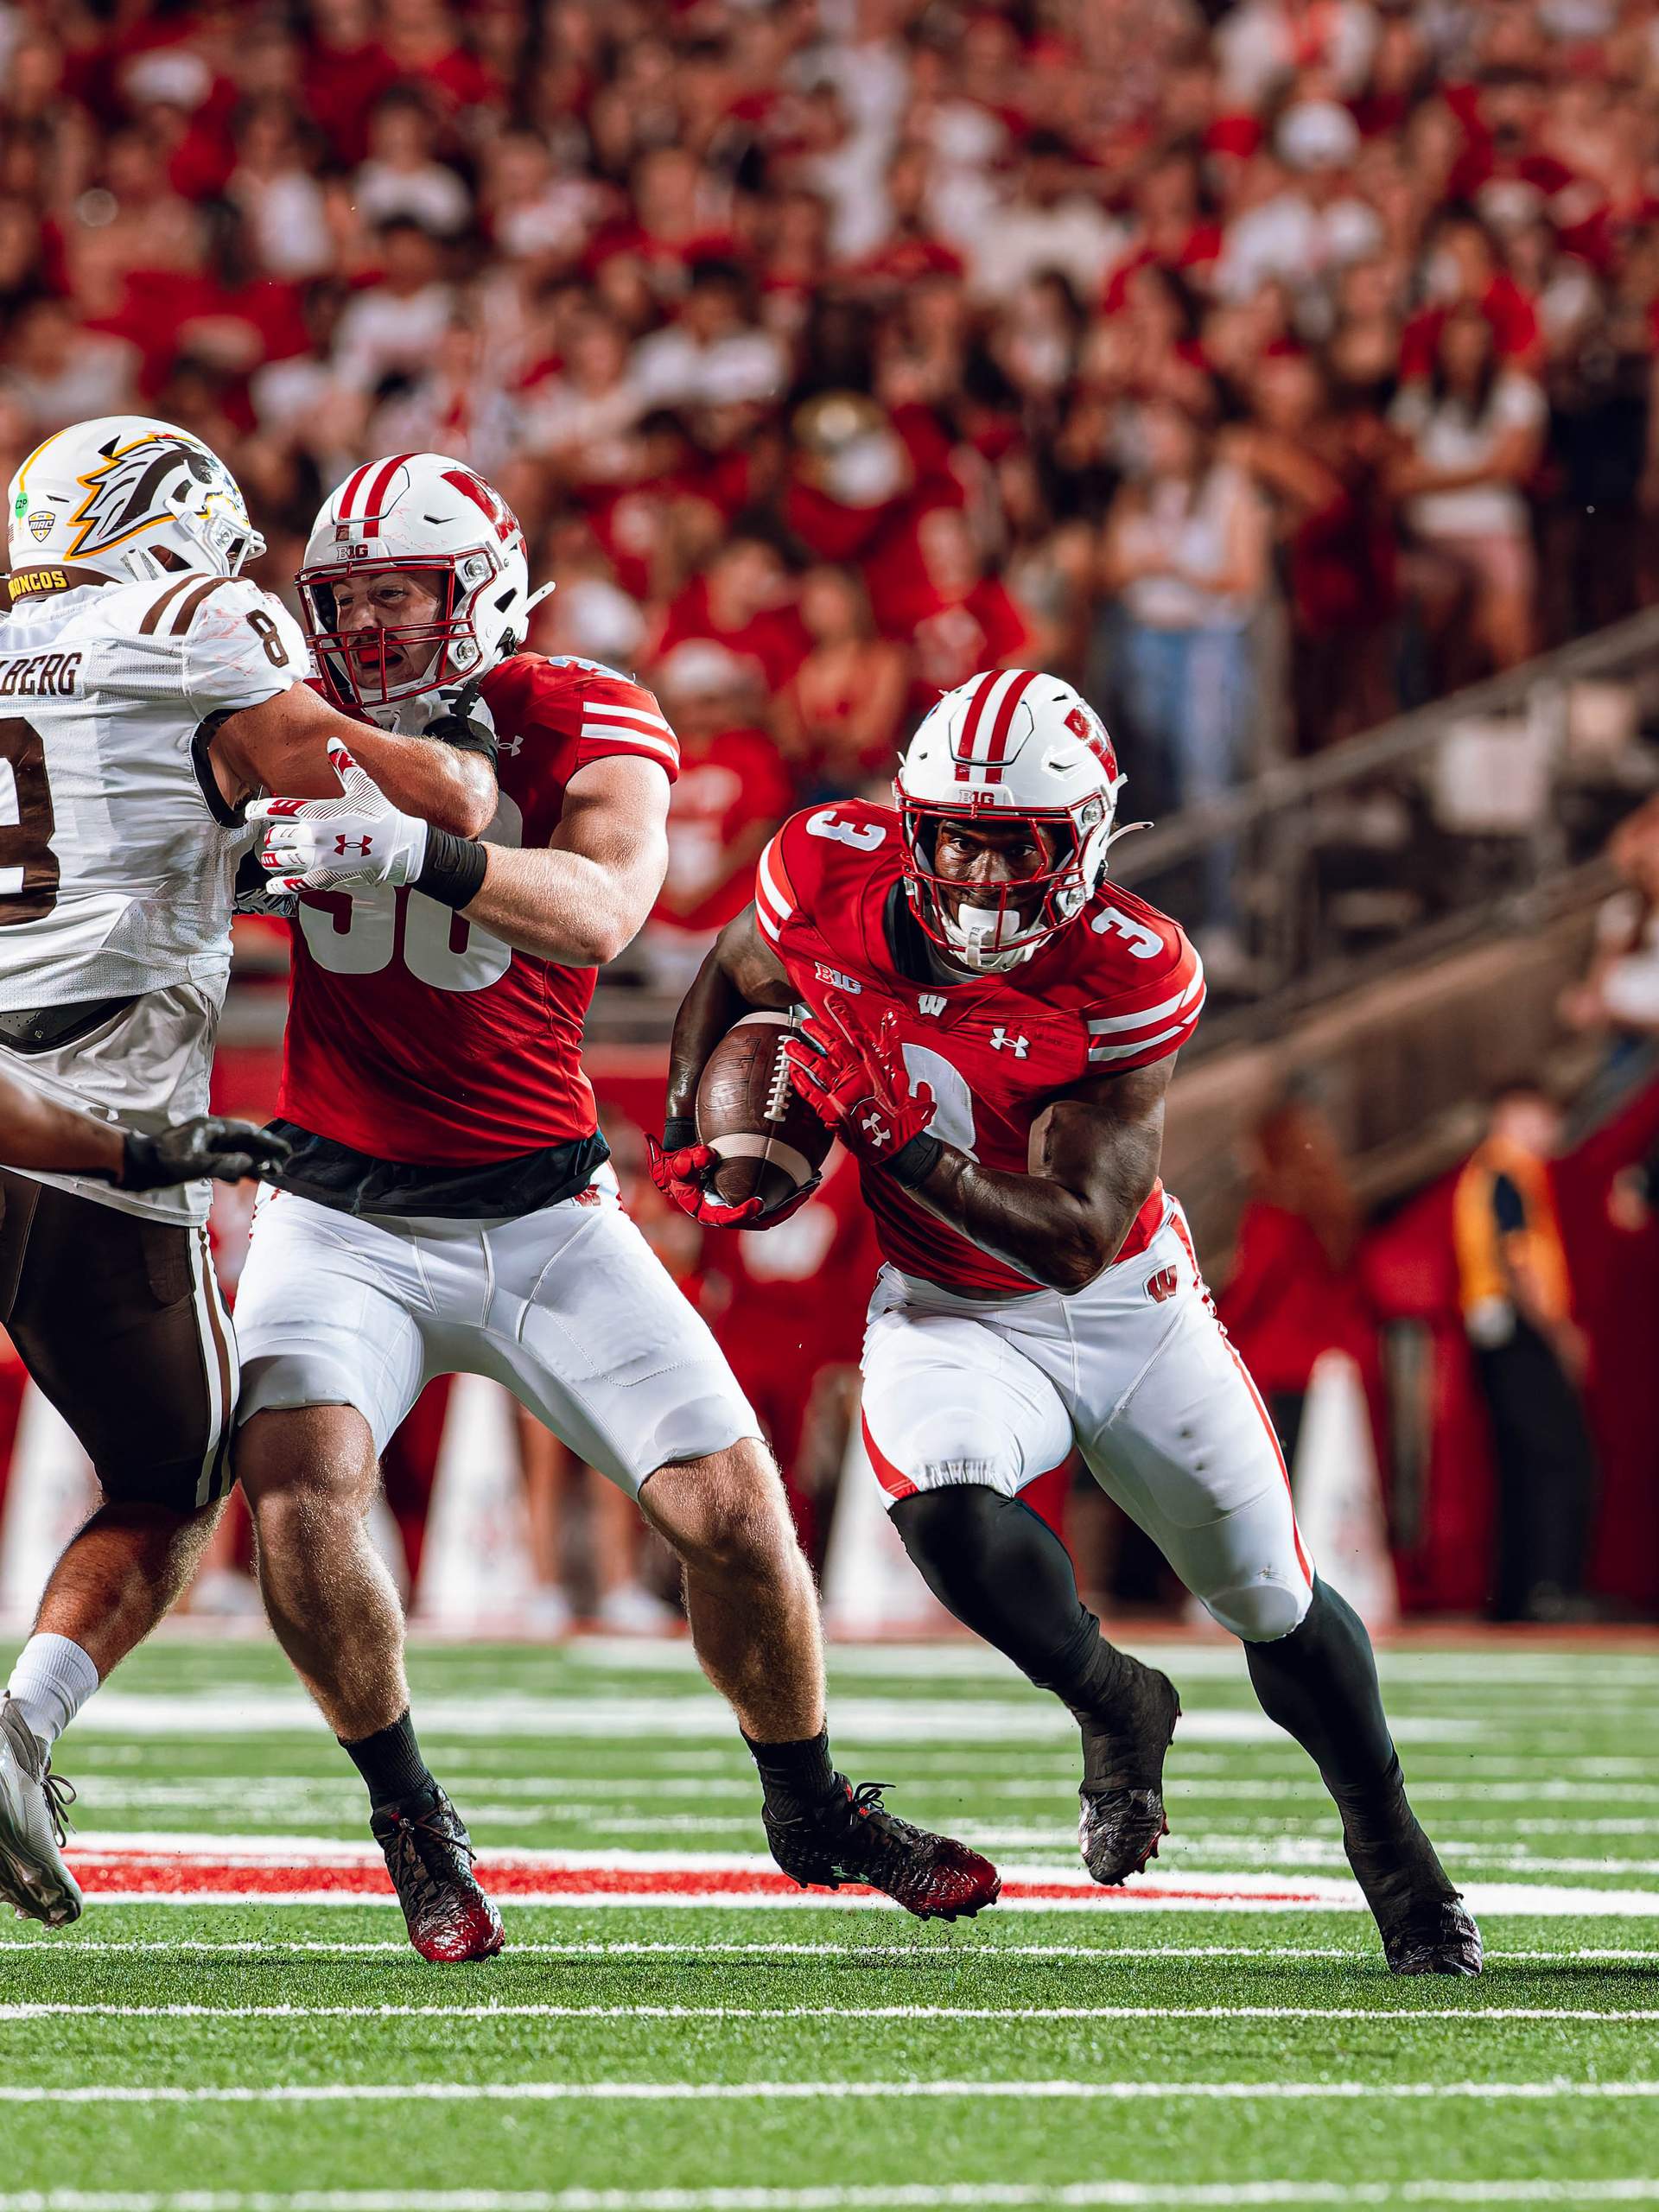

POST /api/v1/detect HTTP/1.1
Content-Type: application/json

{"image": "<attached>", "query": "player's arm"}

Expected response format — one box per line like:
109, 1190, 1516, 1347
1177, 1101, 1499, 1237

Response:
897, 1059, 1174, 1292
664, 904, 797, 1138
456, 753, 670, 965
647, 904, 804, 1228
785, 995, 1175, 1292
254, 748, 671, 966
0, 1065, 289, 1192
210, 682, 497, 838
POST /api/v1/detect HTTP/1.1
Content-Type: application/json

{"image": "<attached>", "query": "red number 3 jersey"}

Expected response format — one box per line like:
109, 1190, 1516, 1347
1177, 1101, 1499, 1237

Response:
755, 800, 1205, 1298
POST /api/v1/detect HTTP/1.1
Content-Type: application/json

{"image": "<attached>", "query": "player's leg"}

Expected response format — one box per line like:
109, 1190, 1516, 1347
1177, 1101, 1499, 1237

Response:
233, 1192, 501, 1961
863, 1282, 1179, 1885
480, 1193, 999, 1920
1075, 1209, 1480, 1975
0, 1177, 235, 1927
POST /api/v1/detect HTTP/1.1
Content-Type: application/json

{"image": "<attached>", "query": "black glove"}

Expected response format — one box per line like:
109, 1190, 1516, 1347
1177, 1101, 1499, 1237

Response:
119, 1116, 294, 1192
422, 675, 498, 766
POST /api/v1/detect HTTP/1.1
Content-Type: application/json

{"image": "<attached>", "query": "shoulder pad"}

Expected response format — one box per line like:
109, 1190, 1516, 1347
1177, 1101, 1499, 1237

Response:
756, 802, 899, 948
1079, 893, 1205, 1072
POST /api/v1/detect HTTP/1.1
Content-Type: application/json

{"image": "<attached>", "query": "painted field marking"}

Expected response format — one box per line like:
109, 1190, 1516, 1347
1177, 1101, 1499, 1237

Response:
1, 1939, 1653, 1964
5, 2077, 1659, 2107
0, 2002, 1652, 2025
7, 2183, 1658, 2211
47, 1838, 1659, 1917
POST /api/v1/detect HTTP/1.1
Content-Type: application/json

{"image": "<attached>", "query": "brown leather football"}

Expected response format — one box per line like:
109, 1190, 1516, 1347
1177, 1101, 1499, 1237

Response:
696, 1011, 833, 1213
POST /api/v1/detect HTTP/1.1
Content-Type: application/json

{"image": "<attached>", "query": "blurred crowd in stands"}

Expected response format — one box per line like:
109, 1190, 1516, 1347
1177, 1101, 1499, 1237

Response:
4, 0, 1659, 973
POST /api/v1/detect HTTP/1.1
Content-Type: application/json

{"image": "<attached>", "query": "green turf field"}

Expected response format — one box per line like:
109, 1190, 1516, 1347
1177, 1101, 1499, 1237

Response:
2, 1630, 1656, 2211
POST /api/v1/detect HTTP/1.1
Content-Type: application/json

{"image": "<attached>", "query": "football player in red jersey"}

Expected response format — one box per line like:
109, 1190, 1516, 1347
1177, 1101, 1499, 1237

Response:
659, 667, 1482, 1977
237, 454, 999, 1961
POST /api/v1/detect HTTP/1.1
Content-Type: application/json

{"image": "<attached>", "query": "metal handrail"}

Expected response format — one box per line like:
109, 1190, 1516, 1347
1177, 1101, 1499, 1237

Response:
1113, 606, 1659, 885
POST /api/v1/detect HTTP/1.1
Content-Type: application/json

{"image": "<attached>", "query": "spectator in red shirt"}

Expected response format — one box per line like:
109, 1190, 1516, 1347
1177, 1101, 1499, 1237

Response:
643, 641, 798, 991
1218, 1091, 1378, 1471
880, 502, 1033, 715
651, 530, 811, 694
775, 566, 910, 796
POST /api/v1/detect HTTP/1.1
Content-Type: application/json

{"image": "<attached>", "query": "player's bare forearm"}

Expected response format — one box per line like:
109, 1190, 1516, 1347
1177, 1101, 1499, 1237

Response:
460, 753, 671, 968
216, 683, 496, 835
903, 1059, 1173, 1293
665, 906, 794, 1127
0, 1067, 123, 1179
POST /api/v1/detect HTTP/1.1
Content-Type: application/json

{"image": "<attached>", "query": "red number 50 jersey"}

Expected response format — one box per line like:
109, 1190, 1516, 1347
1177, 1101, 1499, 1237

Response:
755, 800, 1204, 1298
278, 653, 677, 1164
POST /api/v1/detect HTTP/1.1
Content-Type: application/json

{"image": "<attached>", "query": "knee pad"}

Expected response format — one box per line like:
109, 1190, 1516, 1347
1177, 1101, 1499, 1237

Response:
1203, 1576, 1313, 1643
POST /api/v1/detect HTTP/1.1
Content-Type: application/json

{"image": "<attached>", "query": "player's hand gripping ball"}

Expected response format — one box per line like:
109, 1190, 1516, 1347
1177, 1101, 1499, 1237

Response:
250, 740, 431, 896
652, 1013, 834, 1230
785, 998, 937, 1170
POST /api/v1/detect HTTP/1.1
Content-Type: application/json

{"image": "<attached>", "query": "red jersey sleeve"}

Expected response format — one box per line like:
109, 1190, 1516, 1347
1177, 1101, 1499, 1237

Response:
1079, 901, 1205, 1075
753, 802, 890, 950
480, 654, 679, 785
571, 669, 679, 781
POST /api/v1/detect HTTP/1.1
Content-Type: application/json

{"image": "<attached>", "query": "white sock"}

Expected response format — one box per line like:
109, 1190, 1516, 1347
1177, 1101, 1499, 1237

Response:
6, 1633, 100, 1755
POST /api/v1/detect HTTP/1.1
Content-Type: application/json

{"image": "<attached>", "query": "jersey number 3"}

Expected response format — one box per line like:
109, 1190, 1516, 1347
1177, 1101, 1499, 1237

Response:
0, 717, 60, 925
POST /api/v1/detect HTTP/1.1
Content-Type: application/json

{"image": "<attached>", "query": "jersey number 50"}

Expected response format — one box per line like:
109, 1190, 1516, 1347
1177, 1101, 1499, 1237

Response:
296, 793, 523, 992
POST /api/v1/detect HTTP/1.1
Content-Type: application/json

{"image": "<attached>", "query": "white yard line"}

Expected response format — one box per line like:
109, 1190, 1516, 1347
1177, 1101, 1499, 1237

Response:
4, 2079, 1659, 2107
0, 1939, 1653, 1963
4, 2184, 1658, 2211
0, 2003, 1651, 2024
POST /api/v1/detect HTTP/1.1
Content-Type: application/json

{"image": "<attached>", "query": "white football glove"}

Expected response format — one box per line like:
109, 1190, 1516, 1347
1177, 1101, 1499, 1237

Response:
248, 739, 429, 897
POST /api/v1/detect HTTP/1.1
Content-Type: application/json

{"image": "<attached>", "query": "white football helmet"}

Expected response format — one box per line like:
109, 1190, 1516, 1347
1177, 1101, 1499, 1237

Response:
896, 668, 1131, 974
6, 415, 263, 587
298, 452, 551, 711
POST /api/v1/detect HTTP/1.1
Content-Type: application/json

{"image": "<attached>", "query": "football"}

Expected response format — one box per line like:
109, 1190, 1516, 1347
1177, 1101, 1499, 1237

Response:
696, 1010, 834, 1213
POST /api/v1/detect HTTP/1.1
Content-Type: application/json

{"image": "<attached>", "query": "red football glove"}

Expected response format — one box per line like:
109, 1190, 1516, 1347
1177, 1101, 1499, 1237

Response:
645, 1135, 761, 1228
644, 1135, 822, 1230
784, 998, 937, 1169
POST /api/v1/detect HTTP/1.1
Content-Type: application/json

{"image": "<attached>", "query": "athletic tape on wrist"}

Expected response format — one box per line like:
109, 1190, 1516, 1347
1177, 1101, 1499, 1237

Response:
888, 1130, 943, 1187
416, 829, 489, 910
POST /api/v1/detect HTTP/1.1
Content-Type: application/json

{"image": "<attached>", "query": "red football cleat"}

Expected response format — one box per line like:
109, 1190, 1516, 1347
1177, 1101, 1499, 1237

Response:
371, 1784, 505, 1962
764, 1777, 1001, 1922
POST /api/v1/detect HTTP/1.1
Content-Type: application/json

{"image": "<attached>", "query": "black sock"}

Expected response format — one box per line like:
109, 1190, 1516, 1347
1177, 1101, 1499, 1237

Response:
891, 1485, 1136, 1713
340, 1710, 434, 1813
1244, 1578, 1399, 1803
744, 1725, 837, 1815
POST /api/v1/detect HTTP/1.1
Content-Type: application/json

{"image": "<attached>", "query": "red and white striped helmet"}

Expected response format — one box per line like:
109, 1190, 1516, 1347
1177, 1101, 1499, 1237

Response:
895, 667, 1129, 973
298, 451, 551, 710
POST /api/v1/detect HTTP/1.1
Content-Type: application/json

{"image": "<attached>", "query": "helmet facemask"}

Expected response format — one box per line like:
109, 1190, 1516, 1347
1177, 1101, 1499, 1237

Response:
299, 551, 500, 711
899, 792, 1111, 975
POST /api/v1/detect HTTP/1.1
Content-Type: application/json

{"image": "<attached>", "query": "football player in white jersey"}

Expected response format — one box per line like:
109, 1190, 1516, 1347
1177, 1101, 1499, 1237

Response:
0, 416, 498, 1929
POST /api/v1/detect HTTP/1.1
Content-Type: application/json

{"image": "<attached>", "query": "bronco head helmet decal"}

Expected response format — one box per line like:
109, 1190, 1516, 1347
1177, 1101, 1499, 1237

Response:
66, 432, 227, 561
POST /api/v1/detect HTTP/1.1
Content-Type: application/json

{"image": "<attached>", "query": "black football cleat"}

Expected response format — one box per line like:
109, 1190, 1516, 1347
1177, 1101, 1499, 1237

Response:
764, 1777, 1001, 1922
1339, 1786, 1483, 1976
1077, 1656, 1181, 1885
371, 1783, 504, 1963
1380, 1896, 1484, 1977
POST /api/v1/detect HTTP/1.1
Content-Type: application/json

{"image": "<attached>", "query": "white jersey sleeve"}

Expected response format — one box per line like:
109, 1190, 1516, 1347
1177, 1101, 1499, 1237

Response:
90, 575, 309, 724
180, 579, 309, 723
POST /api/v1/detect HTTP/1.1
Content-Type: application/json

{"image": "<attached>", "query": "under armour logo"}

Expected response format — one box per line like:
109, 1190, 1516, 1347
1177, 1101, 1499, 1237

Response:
918, 993, 946, 1017
334, 834, 373, 856
990, 1027, 1029, 1056
498, 734, 524, 758
860, 1110, 891, 1147
1146, 1266, 1179, 1304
